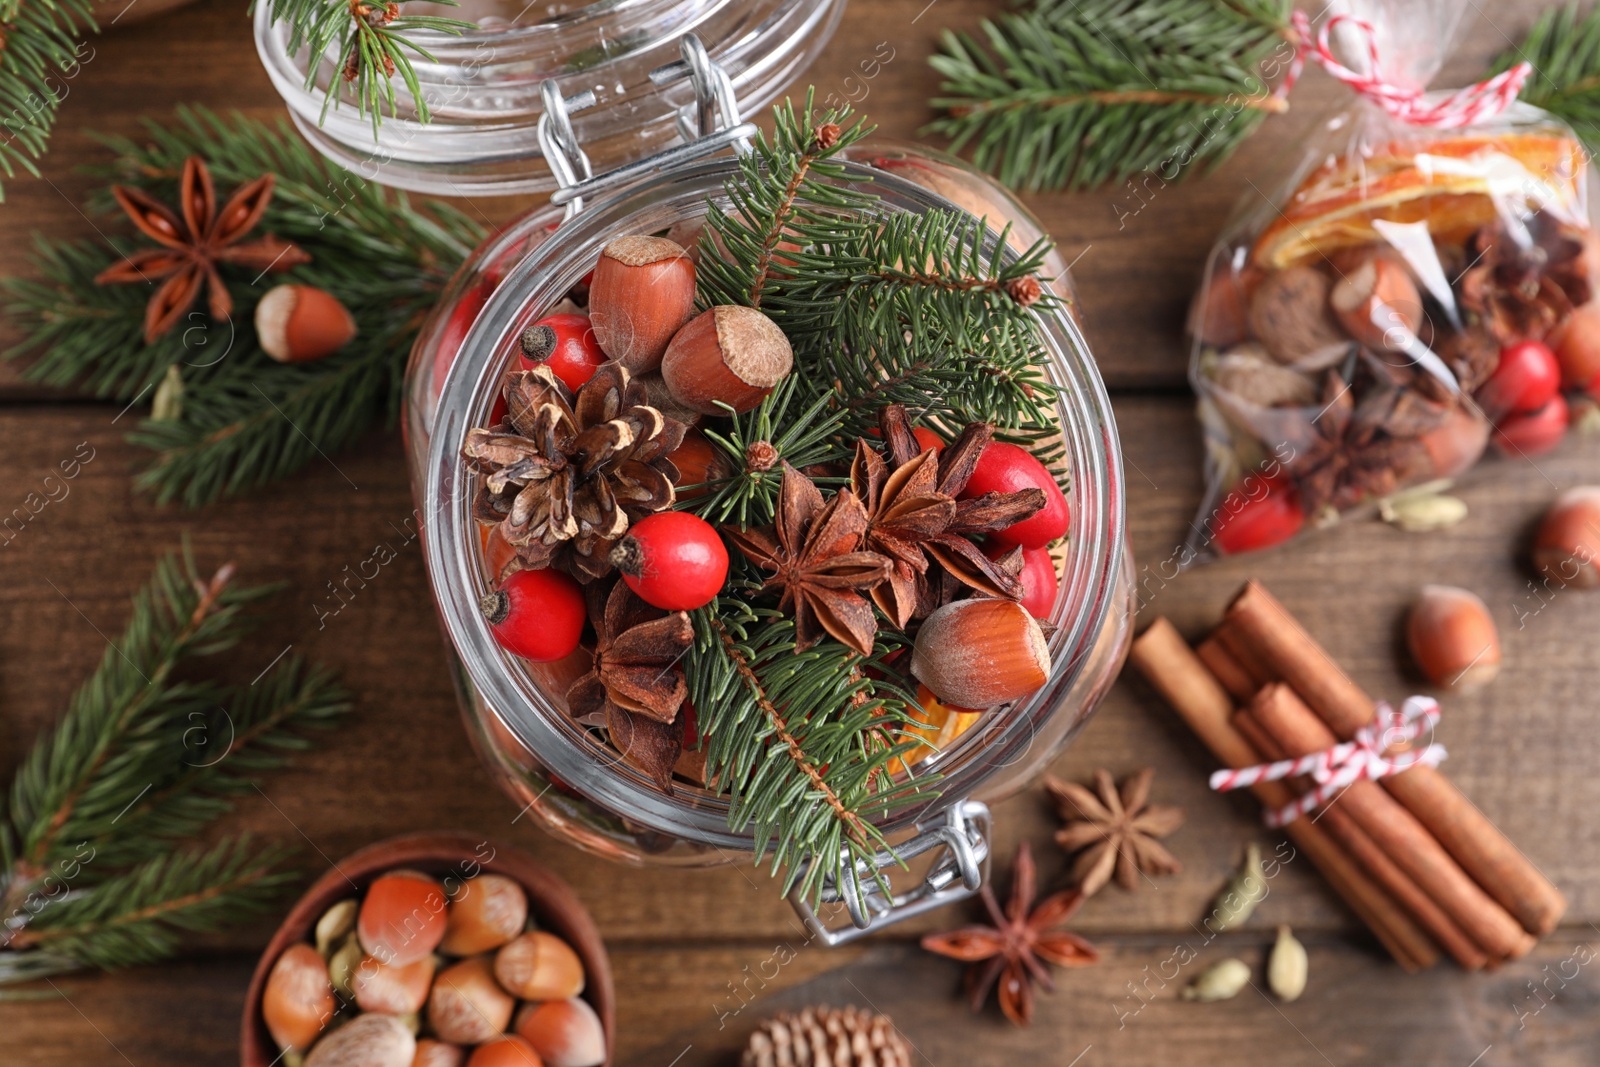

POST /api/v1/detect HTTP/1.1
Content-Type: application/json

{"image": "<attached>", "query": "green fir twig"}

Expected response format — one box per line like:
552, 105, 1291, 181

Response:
1493, 1, 1600, 155
0, 0, 96, 201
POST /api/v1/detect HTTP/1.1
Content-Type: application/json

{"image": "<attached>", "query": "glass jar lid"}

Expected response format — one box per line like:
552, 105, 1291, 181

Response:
253, 0, 845, 196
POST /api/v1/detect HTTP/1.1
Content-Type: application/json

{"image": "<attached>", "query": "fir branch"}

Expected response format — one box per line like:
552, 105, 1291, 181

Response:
256, 0, 472, 131
925, 0, 1296, 191
0, 0, 95, 201
1493, 2, 1600, 155
1, 107, 483, 507
687, 603, 937, 906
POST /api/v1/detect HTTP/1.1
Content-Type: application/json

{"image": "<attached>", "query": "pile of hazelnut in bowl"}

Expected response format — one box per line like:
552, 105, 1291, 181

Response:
244, 834, 611, 1067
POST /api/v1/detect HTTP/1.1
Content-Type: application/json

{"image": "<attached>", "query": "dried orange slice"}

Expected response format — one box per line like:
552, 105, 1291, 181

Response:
1251, 133, 1586, 270
890, 684, 983, 775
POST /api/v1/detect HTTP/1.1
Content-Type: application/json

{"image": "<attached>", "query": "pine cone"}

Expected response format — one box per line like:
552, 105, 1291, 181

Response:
740, 1006, 911, 1067
465, 362, 687, 581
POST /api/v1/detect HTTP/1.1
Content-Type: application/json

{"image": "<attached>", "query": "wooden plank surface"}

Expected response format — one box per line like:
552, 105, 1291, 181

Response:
2, 0, 1596, 1064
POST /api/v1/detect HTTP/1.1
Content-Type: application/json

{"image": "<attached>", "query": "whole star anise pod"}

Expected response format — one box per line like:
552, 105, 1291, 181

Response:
95, 155, 310, 343
1045, 768, 1185, 897
566, 581, 693, 792
465, 363, 687, 582
1459, 213, 1592, 344
723, 462, 891, 656
852, 405, 1044, 627
920, 842, 1098, 1026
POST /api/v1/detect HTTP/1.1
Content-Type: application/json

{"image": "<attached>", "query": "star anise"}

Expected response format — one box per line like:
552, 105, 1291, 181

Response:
723, 463, 891, 656
95, 156, 310, 343
465, 363, 687, 582
920, 842, 1098, 1026
1045, 768, 1185, 897
852, 405, 1044, 626
1459, 213, 1592, 344
566, 581, 693, 792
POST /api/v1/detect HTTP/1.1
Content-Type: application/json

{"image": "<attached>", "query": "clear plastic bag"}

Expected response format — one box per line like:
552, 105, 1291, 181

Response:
1185, 0, 1596, 558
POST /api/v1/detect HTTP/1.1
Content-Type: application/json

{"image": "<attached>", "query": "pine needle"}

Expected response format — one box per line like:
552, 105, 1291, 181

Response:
1492, 1, 1600, 155
0, 0, 96, 201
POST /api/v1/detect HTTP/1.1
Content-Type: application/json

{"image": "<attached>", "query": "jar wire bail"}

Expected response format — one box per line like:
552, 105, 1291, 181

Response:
539, 34, 757, 219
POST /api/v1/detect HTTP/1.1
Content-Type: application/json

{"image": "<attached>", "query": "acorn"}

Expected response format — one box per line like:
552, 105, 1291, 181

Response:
352, 953, 434, 1015
412, 1039, 466, 1067
256, 284, 357, 364
440, 874, 527, 957
428, 957, 516, 1046
357, 870, 448, 966
304, 1012, 415, 1067
1532, 486, 1600, 589
494, 931, 586, 1001
660, 305, 793, 415
263, 942, 335, 1052
588, 235, 696, 372
909, 598, 1051, 708
1329, 254, 1423, 351
465, 1037, 543, 1067
1406, 585, 1501, 691
514, 998, 606, 1067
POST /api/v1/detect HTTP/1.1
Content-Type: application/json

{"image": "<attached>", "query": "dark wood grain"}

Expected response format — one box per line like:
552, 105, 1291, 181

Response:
0, 0, 1595, 1064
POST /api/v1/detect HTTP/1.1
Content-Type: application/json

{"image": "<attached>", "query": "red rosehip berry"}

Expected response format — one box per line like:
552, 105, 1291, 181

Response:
611, 512, 728, 610
1477, 340, 1561, 421
1209, 475, 1304, 555
480, 568, 585, 662
985, 542, 1058, 619
912, 426, 945, 454
430, 278, 495, 401
519, 313, 607, 391
963, 441, 1070, 548
1493, 394, 1569, 458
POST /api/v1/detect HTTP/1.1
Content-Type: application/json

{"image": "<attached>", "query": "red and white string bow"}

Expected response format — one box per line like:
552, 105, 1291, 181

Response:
1209, 696, 1448, 827
1279, 11, 1531, 128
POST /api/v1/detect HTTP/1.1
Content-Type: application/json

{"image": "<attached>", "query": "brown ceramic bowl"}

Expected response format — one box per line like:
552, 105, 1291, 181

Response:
241, 831, 614, 1066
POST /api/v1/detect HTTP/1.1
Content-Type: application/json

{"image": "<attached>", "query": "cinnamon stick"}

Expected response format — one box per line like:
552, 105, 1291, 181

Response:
1197, 635, 1258, 701
1130, 619, 1438, 971
1248, 683, 1535, 963
1225, 581, 1567, 937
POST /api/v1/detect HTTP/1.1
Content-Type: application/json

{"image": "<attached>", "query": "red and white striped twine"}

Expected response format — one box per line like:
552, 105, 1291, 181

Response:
1277, 11, 1532, 128
1210, 696, 1447, 827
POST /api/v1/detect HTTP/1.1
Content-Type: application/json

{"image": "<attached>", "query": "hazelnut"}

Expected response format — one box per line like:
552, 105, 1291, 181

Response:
1406, 585, 1501, 691
465, 1037, 544, 1067
514, 998, 606, 1067
634, 370, 704, 429
661, 305, 793, 415
909, 598, 1051, 708
352, 953, 434, 1015
314, 899, 358, 958
427, 956, 515, 1046
357, 870, 448, 966
1329, 254, 1423, 351
256, 284, 358, 364
1189, 267, 1262, 349
588, 235, 696, 372
663, 432, 726, 502
440, 874, 527, 957
412, 1039, 466, 1067
263, 942, 336, 1052
494, 931, 586, 1001
1553, 303, 1600, 394
1419, 405, 1491, 479
1247, 266, 1346, 365
1532, 486, 1600, 589
305, 1012, 415, 1067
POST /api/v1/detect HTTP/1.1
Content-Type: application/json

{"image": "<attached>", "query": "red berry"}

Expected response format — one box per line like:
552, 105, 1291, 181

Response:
430, 278, 495, 400
480, 568, 585, 662
912, 426, 944, 454
963, 441, 1070, 548
1477, 340, 1561, 421
985, 543, 1058, 619
1210, 475, 1304, 555
611, 512, 728, 610
519, 313, 606, 391
1493, 394, 1569, 457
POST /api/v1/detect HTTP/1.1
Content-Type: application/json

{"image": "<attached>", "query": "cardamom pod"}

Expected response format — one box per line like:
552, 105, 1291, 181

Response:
1268, 925, 1308, 1002
327, 933, 362, 999
151, 364, 184, 422
1379, 492, 1468, 532
1205, 842, 1266, 933
1182, 958, 1252, 1002
315, 899, 358, 958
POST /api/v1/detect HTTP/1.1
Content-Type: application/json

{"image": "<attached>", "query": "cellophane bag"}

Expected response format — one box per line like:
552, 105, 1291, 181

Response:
1185, 0, 1597, 559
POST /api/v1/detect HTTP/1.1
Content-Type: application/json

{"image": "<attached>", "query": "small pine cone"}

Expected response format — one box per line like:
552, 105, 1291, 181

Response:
745, 440, 780, 473
815, 123, 842, 151
741, 1006, 911, 1067
1006, 275, 1044, 307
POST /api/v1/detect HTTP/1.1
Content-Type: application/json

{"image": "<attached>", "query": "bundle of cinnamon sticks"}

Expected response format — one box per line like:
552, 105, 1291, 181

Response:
1130, 581, 1565, 972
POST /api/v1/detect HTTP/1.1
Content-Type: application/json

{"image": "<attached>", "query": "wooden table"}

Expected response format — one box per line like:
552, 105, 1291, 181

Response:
3, 2, 1597, 1063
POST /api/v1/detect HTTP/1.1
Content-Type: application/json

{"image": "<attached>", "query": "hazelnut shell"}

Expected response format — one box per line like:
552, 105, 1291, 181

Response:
465, 1037, 544, 1067
352, 953, 434, 1015
440, 874, 528, 957
1532, 486, 1600, 589
513, 998, 606, 1067
910, 598, 1050, 708
412, 1039, 466, 1067
428, 956, 516, 1046
256, 284, 357, 364
588, 236, 696, 372
494, 931, 586, 1001
1406, 585, 1501, 691
357, 870, 448, 966
262, 942, 335, 1052
660, 305, 793, 415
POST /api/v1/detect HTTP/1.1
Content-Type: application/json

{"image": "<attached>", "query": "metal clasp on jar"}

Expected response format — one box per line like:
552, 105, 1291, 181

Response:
536, 34, 757, 218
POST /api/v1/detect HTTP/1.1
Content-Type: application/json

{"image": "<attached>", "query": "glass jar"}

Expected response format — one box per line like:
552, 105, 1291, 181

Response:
252, 0, 844, 195
403, 55, 1135, 938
